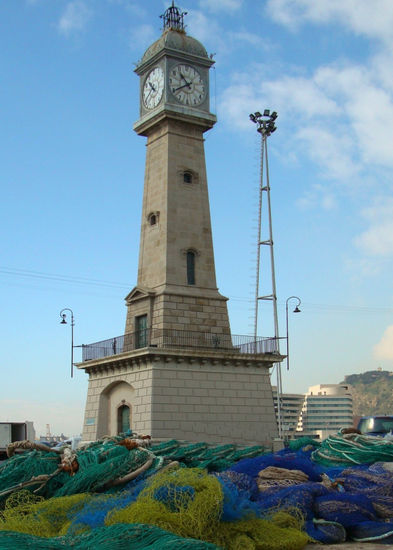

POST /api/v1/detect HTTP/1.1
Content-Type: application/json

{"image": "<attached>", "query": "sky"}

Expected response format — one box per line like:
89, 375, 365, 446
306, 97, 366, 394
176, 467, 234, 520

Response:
2, 0, 393, 437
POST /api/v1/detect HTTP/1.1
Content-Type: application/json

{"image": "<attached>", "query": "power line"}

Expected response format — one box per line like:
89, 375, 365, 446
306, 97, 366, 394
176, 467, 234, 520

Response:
0, 267, 130, 290
1, 266, 392, 315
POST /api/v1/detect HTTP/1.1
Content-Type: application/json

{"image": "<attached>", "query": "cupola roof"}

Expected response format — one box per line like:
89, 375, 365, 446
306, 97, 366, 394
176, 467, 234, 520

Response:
140, 29, 209, 65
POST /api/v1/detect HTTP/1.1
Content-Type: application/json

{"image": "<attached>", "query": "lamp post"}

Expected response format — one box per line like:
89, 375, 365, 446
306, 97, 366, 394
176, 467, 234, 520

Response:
285, 296, 301, 372
60, 308, 75, 378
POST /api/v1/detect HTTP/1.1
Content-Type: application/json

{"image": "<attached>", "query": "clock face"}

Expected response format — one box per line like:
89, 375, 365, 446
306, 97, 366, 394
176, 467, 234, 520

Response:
169, 64, 206, 106
143, 67, 164, 109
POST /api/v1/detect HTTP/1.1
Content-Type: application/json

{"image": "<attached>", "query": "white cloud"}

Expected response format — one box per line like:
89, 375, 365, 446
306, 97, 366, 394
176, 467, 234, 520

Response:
129, 23, 156, 53
265, 0, 393, 46
297, 126, 359, 181
58, 1, 92, 36
228, 31, 267, 48
198, 0, 243, 13
355, 198, 393, 257
374, 325, 393, 360
186, 9, 221, 48
296, 184, 336, 211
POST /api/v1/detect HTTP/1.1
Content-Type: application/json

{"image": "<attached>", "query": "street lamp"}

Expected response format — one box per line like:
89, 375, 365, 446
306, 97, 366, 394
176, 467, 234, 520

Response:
60, 308, 75, 378
285, 296, 301, 371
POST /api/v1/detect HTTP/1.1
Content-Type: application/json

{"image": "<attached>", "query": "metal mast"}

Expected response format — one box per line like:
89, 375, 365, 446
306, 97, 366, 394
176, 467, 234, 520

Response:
250, 110, 283, 437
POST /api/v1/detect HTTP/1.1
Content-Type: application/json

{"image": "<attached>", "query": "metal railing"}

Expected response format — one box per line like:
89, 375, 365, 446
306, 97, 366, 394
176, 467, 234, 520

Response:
81, 329, 281, 362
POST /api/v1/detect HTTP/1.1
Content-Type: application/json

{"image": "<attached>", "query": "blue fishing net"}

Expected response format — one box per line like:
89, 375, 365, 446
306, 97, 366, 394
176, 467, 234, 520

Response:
347, 520, 393, 543
229, 450, 322, 481
339, 466, 393, 496
305, 518, 346, 544
67, 480, 147, 534
214, 475, 260, 522
153, 484, 195, 512
314, 492, 377, 527
256, 482, 330, 520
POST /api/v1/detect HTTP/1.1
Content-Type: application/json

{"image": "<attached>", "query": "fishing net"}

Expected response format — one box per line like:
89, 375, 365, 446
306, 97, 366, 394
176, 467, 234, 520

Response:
149, 441, 265, 471
0, 490, 91, 537
67, 472, 157, 535
256, 482, 330, 521
347, 519, 393, 543
212, 514, 309, 550
229, 451, 322, 482
106, 467, 222, 542
0, 437, 160, 506
0, 451, 69, 503
338, 466, 393, 496
314, 492, 377, 527
215, 474, 260, 522
106, 466, 309, 549
287, 437, 321, 451
312, 432, 393, 466
304, 518, 346, 544
54, 446, 158, 496
0, 523, 220, 549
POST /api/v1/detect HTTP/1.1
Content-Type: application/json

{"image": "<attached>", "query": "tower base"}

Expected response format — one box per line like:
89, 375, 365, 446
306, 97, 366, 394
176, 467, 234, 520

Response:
79, 347, 279, 447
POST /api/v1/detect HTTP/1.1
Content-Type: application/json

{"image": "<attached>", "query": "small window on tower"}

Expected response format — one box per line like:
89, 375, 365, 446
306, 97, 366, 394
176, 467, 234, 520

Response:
183, 171, 193, 184
187, 250, 196, 285
147, 212, 159, 226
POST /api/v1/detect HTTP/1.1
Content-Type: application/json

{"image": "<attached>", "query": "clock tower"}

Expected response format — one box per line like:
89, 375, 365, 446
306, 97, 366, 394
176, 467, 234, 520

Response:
79, 4, 281, 447
124, 3, 231, 344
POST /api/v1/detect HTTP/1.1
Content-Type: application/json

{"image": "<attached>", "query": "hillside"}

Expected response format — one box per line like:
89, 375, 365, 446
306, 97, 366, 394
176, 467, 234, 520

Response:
343, 370, 393, 416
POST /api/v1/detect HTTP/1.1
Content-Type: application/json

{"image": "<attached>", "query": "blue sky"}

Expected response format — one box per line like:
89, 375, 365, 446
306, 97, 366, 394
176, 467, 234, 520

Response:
2, 0, 393, 436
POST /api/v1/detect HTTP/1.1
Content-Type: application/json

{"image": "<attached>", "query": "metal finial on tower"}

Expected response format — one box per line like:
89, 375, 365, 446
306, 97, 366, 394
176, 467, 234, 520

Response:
160, 2, 187, 31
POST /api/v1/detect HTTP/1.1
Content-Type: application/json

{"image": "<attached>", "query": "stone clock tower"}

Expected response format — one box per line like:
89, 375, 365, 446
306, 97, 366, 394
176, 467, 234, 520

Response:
79, 4, 281, 447
124, 4, 231, 344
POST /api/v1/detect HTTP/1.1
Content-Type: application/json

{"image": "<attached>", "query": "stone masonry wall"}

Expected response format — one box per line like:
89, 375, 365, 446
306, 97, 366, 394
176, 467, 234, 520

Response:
150, 358, 278, 446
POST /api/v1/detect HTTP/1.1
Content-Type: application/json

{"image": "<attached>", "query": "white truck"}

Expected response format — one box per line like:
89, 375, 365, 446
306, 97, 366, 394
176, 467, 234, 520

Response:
0, 421, 36, 459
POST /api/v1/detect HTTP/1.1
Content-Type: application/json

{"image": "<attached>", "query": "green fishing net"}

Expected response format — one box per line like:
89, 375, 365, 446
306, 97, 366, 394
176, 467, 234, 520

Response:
0, 523, 220, 549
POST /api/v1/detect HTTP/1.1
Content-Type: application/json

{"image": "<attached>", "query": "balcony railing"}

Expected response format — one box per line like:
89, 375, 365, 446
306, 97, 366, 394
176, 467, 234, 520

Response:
81, 329, 282, 362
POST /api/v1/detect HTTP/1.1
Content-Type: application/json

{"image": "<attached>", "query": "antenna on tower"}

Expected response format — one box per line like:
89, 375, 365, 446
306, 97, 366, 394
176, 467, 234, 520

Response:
249, 109, 283, 437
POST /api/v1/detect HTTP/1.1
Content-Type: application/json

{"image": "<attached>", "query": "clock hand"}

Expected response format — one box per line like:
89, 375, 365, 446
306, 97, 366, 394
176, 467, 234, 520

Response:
174, 82, 192, 91
149, 82, 156, 92
180, 72, 192, 88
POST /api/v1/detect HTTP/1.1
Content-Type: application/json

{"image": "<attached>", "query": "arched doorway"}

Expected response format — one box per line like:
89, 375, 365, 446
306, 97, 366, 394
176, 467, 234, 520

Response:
117, 404, 131, 434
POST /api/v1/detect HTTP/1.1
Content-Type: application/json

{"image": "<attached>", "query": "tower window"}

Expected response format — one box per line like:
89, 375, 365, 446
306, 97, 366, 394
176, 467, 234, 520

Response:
147, 211, 159, 226
187, 250, 196, 285
183, 171, 193, 184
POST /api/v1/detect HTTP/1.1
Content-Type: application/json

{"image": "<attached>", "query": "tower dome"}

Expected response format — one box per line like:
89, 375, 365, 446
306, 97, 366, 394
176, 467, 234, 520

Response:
140, 30, 209, 66
138, 2, 209, 68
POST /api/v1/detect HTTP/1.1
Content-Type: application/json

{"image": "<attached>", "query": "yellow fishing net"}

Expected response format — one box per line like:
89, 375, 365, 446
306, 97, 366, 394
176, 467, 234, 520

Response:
106, 467, 309, 550
107, 467, 222, 541
0, 490, 92, 537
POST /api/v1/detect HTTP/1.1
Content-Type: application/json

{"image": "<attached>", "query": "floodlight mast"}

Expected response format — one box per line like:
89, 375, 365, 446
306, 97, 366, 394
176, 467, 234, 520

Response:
250, 110, 282, 437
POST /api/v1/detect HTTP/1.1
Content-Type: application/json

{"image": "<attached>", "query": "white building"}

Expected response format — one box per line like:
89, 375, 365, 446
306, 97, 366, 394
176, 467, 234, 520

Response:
274, 383, 353, 440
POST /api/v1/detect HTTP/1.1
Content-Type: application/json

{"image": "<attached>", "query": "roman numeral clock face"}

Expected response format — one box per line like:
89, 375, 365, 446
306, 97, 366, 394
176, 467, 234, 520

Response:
170, 64, 206, 106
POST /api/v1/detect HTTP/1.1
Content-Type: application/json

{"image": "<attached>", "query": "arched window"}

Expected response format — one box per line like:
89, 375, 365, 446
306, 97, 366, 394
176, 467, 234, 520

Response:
117, 404, 130, 434
183, 171, 193, 184
147, 212, 158, 226
187, 250, 196, 285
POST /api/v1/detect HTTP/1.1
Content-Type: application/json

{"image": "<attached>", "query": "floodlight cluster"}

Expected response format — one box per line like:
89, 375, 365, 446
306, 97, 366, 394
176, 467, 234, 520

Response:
249, 110, 278, 136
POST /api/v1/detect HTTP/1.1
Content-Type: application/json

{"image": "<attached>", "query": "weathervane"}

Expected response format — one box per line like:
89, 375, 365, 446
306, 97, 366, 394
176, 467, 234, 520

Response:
160, 1, 187, 31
